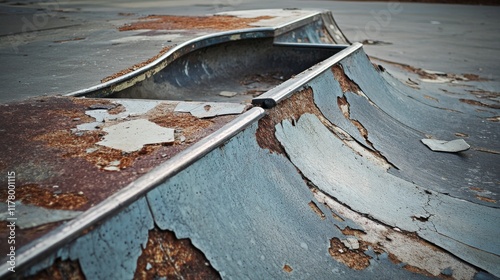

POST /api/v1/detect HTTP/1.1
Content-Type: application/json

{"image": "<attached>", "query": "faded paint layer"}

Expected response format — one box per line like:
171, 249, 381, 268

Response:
275, 113, 500, 276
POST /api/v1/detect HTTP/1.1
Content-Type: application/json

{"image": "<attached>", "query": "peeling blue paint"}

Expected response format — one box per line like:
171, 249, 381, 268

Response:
275, 113, 500, 276
146, 122, 429, 279
25, 197, 153, 279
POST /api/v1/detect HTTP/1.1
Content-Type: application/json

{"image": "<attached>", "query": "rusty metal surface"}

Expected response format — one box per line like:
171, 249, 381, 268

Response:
0, 107, 265, 278
134, 228, 220, 280
0, 96, 237, 255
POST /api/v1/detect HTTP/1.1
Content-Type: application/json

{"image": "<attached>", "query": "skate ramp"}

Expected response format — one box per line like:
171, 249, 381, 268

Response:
1, 9, 498, 280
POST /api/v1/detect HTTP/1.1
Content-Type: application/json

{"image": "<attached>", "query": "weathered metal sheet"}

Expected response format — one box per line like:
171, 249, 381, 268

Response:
331, 49, 499, 206
146, 122, 429, 279
24, 197, 153, 279
0, 107, 265, 278
274, 113, 500, 276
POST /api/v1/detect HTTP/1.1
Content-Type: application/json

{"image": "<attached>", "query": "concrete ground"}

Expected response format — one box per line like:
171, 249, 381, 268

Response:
0, 0, 499, 102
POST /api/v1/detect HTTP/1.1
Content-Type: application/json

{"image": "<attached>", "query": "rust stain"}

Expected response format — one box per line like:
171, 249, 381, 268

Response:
476, 196, 497, 203
119, 15, 274, 32
403, 264, 441, 279
454, 132, 469, 137
328, 238, 371, 270
466, 89, 500, 99
25, 258, 85, 280
351, 120, 368, 139
369, 56, 490, 82
308, 201, 326, 220
337, 96, 350, 119
459, 98, 500, 109
256, 88, 324, 154
486, 116, 500, 122
390, 253, 454, 279
148, 112, 214, 144
33, 129, 160, 170
332, 67, 369, 140
331, 66, 397, 169
283, 264, 293, 273
0, 96, 236, 254
341, 227, 366, 237
331, 212, 345, 222
473, 147, 500, 155
331, 65, 361, 94
134, 228, 220, 280
423, 95, 439, 102
0, 184, 88, 210
101, 46, 173, 83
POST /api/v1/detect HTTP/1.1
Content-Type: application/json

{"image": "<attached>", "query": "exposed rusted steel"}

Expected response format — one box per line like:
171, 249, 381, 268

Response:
256, 87, 324, 154
24, 259, 85, 280
328, 238, 371, 270
119, 15, 275, 32
1, 108, 265, 277
134, 228, 220, 280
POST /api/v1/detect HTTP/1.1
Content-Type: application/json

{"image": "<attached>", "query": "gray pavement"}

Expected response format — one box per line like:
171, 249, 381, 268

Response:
1, 0, 499, 102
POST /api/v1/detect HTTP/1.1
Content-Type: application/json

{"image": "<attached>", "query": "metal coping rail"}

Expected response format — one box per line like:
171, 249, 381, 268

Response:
65, 10, 327, 98
252, 42, 363, 108
0, 107, 265, 278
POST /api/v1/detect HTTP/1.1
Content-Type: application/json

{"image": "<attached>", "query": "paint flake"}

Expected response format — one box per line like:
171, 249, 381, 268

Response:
421, 139, 470, 153
174, 102, 245, 118
97, 119, 174, 152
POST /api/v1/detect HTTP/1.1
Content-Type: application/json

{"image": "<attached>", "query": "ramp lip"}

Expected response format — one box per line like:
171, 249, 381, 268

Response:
0, 107, 265, 278
252, 42, 363, 108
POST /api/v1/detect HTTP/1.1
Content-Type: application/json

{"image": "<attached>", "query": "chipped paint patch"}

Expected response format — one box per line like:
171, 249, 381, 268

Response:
459, 98, 500, 109
255, 88, 325, 154
328, 238, 371, 270
97, 119, 175, 153
315, 191, 478, 279
282, 264, 293, 273
332, 65, 361, 95
370, 56, 490, 83
486, 116, 500, 122
308, 201, 326, 220
135, 228, 220, 279
275, 113, 500, 276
